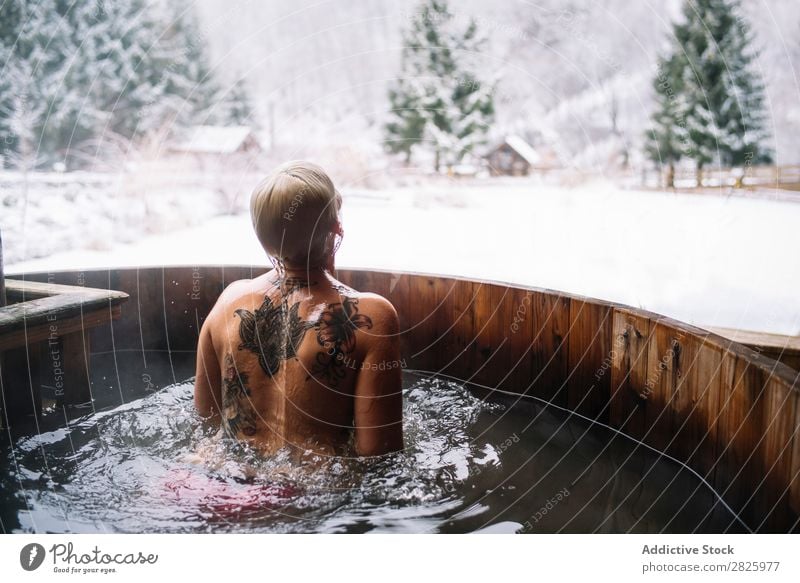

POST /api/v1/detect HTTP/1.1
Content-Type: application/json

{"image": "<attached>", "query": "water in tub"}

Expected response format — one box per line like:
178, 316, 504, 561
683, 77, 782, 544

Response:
0, 372, 745, 533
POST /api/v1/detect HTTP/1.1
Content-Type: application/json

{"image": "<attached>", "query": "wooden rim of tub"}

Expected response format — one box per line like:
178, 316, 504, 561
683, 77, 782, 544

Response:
6, 265, 800, 532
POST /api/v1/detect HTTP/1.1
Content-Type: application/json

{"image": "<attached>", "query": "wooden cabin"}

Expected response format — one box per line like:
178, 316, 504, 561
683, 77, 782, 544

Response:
484, 135, 560, 177
168, 125, 261, 168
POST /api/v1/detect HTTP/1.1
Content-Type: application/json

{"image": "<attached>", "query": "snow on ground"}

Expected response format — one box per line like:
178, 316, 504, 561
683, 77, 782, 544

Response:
0, 172, 225, 265
5, 180, 800, 336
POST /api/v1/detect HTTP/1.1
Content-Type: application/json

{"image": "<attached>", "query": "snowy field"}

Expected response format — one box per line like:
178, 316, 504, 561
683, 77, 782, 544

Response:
0, 172, 225, 264
5, 180, 800, 336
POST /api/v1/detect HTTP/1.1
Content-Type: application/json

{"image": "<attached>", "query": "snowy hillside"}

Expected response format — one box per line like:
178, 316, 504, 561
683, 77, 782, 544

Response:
193, 0, 800, 165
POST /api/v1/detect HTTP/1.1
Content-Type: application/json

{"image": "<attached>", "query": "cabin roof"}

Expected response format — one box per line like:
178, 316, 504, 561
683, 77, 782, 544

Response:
171, 125, 256, 154
499, 135, 541, 165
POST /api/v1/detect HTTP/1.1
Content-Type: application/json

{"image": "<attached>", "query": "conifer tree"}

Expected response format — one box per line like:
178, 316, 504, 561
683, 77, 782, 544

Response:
646, 0, 771, 185
645, 54, 690, 187
0, 0, 67, 169
385, 0, 494, 170
218, 78, 257, 127
0, 0, 254, 168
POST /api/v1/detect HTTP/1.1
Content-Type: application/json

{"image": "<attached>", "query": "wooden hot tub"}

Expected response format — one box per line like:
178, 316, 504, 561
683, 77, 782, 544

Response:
3, 265, 799, 533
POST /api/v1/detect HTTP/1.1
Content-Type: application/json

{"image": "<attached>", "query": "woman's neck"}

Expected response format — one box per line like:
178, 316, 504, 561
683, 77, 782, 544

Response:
279, 254, 335, 276
278, 262, 332, 279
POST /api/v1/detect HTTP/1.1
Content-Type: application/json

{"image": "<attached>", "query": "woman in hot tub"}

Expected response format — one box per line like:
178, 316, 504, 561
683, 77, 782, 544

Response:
193, 161, 403, 459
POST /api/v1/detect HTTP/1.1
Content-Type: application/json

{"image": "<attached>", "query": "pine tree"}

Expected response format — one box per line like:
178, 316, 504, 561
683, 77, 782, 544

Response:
218, 78, 257, 127
160, 5, 256, 128
645, 54, 691, 187
0, 2, 23, 163
385, 78, 426, 164
384, 5, 435, 164
385, 0, 494, 170
56, 1, 161, 151
159, 1, 224, 127
646, 0, 771, 185
0, 0, 248, 168
0, 0, 69, 169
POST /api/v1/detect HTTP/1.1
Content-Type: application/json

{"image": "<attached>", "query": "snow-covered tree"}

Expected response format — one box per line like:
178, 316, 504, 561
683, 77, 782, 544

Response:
0, 2, 23, 164
0, 0, 255, 169
159, 0, 223, 127
53, 1, 172, 153
385, 76, 426, 164
219, 78, 257, 127
645, 54, 691, 187
160, 2, 255, 129
646, 0, 771, 183
385, 0, 494, 170
0, 0, 71, 169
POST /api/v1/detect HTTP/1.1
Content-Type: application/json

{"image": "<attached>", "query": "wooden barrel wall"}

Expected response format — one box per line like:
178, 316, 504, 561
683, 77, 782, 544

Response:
12, 265, 800, 532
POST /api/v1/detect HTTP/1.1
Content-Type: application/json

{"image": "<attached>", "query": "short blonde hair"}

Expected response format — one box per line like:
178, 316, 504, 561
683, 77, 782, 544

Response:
250, 161, 342, 266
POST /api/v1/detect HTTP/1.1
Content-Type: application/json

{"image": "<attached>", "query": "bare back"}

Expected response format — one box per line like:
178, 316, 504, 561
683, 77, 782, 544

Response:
194, 270, 403, 457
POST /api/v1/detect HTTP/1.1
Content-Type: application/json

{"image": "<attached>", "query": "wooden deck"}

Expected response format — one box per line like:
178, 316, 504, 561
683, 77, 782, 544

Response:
708, 327, 800, 372
0, 279, 129, 418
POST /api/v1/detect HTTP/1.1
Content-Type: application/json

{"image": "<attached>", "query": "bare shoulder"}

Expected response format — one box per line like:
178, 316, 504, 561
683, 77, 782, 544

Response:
351, 292, 399, 334
207, 279, 253, 320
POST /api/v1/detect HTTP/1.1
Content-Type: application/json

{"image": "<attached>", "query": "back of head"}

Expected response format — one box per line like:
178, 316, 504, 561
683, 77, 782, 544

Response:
250, 161, 342, 267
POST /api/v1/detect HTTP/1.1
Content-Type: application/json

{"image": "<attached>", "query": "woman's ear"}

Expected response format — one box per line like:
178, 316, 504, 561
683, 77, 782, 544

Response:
325, 222, 343, 257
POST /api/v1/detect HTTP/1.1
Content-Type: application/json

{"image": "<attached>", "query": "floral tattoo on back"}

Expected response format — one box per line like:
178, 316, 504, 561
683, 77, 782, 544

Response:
221, 354, 258, 437
235, 296, 313, 376
229, 276, 373, 392
308, 297, 373, 388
